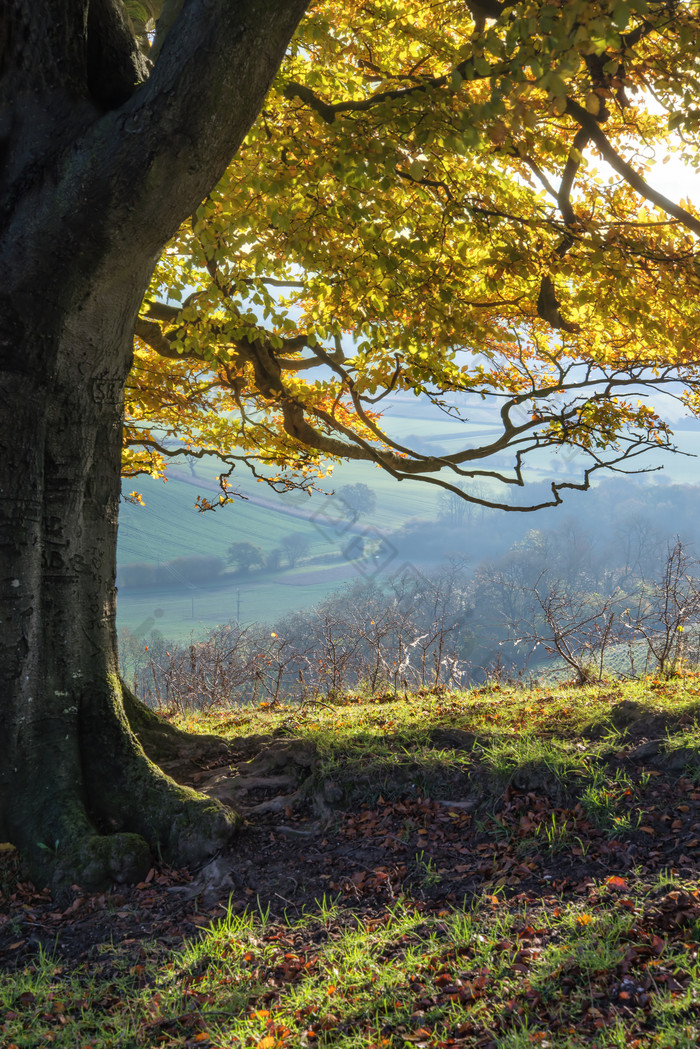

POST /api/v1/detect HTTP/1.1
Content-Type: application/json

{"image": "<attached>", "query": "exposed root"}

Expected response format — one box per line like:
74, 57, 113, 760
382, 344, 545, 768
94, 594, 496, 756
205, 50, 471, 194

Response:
277, 824, 321, 838
29, 832, 154, 901
121, 681, 231, 764
247, 789, 304, 816
60, 833, 151, 890
232, 774, 298, 794
240, 740, 318, 776
183, 738, 322, 819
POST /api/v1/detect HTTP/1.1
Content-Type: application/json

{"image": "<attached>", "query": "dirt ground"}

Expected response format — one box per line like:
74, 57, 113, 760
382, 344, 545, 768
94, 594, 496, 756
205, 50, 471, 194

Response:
1, 707, 699, 974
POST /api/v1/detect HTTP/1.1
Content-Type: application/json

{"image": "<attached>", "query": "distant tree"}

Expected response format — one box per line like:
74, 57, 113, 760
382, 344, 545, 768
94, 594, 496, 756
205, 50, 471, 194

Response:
157, 555, 225, 587
118, 563, 158, 590
338, 484, 377, 524
266, 547, 283, 571
281, 533, 310, 568
227, 542, 266, 574
438, 484, 470, 528
614, 515, 665, 588
438, 481, 494, 528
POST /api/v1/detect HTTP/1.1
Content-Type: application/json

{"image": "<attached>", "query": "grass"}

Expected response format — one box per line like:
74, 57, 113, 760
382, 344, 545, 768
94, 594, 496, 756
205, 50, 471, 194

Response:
3, 887, 699, 1047
116, 441, 443, 640
3, 676, 700, 1047
177, 673, 700, 755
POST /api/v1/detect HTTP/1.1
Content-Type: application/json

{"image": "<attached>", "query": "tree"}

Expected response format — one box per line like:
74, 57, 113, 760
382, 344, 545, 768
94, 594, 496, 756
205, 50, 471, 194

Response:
5, 0, 700, 892
266, 547, 283, 571
1, 0, 311, 893
281, 532, 310, 567
129, 0, 700, 518
438, 484, 471, 529
227, 541, 266, 573
337, 483, 378, 525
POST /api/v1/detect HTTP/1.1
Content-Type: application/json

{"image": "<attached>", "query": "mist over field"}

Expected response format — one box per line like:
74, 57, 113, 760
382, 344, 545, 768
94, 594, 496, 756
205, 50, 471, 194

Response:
117, 393, 700, 696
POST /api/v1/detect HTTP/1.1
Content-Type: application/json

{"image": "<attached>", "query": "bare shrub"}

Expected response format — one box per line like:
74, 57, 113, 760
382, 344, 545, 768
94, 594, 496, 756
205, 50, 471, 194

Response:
626, 538, 700, 677
510, 577, 628, 684
504, 537, 700, 683
128, 564, 475, 710
133, 623, 268, 712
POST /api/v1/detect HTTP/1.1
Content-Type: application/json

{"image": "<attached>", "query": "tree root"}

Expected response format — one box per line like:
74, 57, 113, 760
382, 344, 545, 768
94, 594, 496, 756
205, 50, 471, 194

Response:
247, 788, 304, 815
186, 738, 326, 821
55, 833, 152, 892
121, 680, 232, 764
226, 773, 298, 794
119, 701, 340, 866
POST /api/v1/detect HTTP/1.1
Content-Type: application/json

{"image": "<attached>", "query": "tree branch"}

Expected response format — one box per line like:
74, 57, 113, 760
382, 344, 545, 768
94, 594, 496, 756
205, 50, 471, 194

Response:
61, 1, 312, 265
87, 0, 151, 110
283, 56, 511, 123
565, 97, 700, 237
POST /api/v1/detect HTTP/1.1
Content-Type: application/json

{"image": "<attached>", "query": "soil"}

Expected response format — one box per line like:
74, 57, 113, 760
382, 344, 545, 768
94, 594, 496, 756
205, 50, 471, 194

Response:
1, 704, 700, 974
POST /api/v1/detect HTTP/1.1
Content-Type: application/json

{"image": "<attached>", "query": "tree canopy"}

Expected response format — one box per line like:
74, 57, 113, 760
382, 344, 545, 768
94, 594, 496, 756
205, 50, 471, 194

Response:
128, 0, 700, 513
338, 483, 378, 523
227, 541, 267, 573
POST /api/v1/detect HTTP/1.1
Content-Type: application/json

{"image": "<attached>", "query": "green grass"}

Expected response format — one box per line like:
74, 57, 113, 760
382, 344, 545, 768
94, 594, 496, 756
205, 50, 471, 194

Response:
4, 677, 700, 1047
181, 674, 698, 744
160, 675, 700, 799
3, 886, 699, 1047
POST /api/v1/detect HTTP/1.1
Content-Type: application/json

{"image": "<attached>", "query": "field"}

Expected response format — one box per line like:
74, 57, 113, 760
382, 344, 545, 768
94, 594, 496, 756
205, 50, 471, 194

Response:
117, 394, 700, 643
116, 398, 467, 640
2, 677, 700, 1047
117, 453, 441, 640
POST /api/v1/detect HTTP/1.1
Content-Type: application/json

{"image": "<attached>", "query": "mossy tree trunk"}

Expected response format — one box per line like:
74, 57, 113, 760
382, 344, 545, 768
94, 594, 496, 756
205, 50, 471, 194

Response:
0, 0, 309, 894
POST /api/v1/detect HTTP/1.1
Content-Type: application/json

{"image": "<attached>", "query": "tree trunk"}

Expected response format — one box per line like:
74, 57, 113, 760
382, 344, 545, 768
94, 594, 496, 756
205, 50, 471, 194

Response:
0, 275, 236, 895
0, 0, 310, 894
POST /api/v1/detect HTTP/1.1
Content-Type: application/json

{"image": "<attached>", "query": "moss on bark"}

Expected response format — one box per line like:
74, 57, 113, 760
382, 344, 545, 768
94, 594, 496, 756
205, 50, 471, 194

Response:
121, 680, 230, 763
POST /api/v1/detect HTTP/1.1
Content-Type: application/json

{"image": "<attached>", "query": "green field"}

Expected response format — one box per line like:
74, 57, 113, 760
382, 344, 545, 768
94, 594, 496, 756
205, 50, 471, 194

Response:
117, 445, 443, 639
118, 395, 486, 640
117, 399, 700, 643
117, 574, 357, 641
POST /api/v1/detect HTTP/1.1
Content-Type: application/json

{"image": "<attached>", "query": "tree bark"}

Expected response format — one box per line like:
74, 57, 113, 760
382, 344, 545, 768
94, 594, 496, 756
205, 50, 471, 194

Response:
0, 0, 310, 893
0, 274, 238, 893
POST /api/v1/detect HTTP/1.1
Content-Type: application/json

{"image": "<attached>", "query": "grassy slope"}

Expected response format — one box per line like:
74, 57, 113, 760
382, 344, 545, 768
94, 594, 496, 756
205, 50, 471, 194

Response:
3, 676, 700, 1047
117, 450, 443, 638
117, 395, 700, 641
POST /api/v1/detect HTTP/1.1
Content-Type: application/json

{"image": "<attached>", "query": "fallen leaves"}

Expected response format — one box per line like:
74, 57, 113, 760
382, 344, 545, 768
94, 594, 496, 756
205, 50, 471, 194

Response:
605, 875, 629, 890
3, 694, 700, 1049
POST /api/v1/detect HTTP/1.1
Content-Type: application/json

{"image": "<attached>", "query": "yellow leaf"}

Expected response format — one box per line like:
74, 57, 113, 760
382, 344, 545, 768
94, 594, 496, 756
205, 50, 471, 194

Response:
585, 91, 601, 115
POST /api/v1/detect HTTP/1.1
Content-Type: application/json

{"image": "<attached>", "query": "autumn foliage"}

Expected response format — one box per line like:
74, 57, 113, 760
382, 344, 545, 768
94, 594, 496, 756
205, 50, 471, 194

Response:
128, 0, 700, 510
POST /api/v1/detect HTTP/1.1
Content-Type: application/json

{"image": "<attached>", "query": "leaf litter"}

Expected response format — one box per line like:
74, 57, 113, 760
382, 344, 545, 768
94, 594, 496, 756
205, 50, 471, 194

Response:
2, 680, 700, 1046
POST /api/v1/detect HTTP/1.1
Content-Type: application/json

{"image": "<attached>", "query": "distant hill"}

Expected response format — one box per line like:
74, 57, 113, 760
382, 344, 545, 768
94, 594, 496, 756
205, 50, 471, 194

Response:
117, 396, 700, 644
